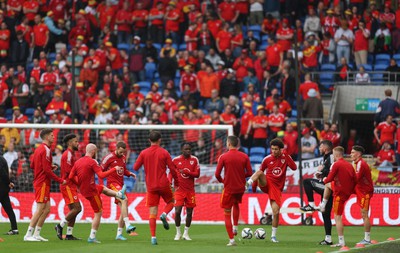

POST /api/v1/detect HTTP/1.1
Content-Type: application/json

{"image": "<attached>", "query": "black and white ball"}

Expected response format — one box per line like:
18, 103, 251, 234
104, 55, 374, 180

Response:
241, 228, 253, 239
254, 228, 266, 239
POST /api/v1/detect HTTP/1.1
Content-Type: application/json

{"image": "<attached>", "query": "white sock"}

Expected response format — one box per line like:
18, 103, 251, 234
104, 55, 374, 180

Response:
271, 227, 277, 237
123, 217, 131, 228
229, 238, 235, 243
60, 219, 67, 228
247, 179, 253, 185
26, 226, 34, 237
90, 229, 97, 239
34, 226, 41, 237
320, 199, 328, 208
325, 235, 332, 242
309, 202, 315, 208
338, 236, 345, 246
152, 236, 156, 239
176, 226, 181, 235
365, 232, 370, 241
66, 226, 73, 235
117, 227, 123, 236
184, 226, 190, 234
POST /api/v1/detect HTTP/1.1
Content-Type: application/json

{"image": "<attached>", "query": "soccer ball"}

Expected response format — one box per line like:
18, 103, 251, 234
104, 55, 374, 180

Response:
254, 228, 266, 239
241, 228, 253, 239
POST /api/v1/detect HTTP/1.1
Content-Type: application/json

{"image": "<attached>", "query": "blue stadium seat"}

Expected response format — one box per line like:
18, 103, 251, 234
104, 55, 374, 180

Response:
145, 62, 157, 80
153, 43, 162, 52
117, 43, 130, 52
375, 54, 390, 65
250, 155, 264, 164
261, 35, 269, 42
125, 177, 135, 192
250, 147, 266, 156
25, 108, 35, 119
292, 109, 297, 117
372, 73, 384, 83
259, 44, 268, 51
374, 64, 388, 71
179, 44, 187, 51
5, 108, 12, 120
48, 52, 56, 63
393, 54, 400, 65
319, 72, 334, 81
360, 64, 372, 72
367, 54, 374, 64
138, 81, 151, 90
248, 25, 261, 32
241, 147, 249, 154
320, 64, 336, 71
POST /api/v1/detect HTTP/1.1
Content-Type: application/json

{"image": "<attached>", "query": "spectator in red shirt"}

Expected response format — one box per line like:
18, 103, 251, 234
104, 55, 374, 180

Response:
353, 20, 370, 67
217, 0, 239, 24
232, 49, 254, 83
299, 73, 320, 100
149, 1, 165, 44
105, 42, 123, 72
0, 22, 10, 63
374, 114, 396, 146
115, 1, 132, 45
32, 14, 49, 60
261, 14, 278, 36
302, 39, 321, 72
322, 9, 340, 37
216, 22, 232, 54
252, 105, 268, 147
23, 0, 39, 25
376, 141, 396, 172
165, 1, 180, 45
276, 18, 293, 53
283, 123, 298, 159
265, 37, 283, 79
268, 105, 285, 136
132, 2, 148, 42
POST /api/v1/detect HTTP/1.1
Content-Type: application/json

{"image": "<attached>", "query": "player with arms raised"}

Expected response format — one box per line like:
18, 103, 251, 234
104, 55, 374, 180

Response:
133, 131, 179, 245
172, 143, 200, 241
215, 136, 253, 246
246, 138, 297, 243
351, 145, 374, 245
69, 143, 127, 243
101, 141, 137, 241
55, 134, 82, 240
24, 129, 66, 242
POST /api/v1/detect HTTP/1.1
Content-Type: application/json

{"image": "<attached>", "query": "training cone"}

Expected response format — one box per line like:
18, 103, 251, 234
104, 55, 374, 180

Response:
340, 246, 350, 251
355, 243, 365, 248
0, 238, 4, 242
387, 237, 395, 241
315, 251, 324, 253
129, 232, 139, 236
371, 240, 378, 244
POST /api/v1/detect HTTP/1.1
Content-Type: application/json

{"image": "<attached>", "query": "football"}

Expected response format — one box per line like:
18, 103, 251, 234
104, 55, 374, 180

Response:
241, 228, 253, 239
254, 228, 266, 239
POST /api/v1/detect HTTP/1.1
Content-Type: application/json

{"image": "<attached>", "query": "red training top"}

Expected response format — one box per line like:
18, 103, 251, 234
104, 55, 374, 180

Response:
172, 155, 200, 192
32, 143, 63, 187
323, 157, 356, 198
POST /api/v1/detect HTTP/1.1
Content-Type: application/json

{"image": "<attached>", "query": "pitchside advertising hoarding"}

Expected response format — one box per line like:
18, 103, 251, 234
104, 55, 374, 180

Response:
1, 158, 399, 226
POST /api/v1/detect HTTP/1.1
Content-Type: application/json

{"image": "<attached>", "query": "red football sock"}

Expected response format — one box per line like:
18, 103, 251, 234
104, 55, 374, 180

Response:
224, 211, 234, 239
163, 201, 174, 214
149, 214, 156, 237
232, 204, 239, 226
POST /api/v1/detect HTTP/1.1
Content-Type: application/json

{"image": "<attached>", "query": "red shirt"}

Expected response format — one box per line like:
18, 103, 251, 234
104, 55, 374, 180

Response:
220, 112, 236, 126
267, 113, 285, 133
266, 44, 282, 67
133, 145, 179, 191
40, 72, 59, 91
13, 114, 28, 124
116, 9, 131, 32
276, 27, 293, 51
0, 81, 9, 103
354, 158, 374, 195
108, 48, 123, 70
375, 122, 396, 144
172, 155, 200, 192
33, 23, 48, 47
183, 118, 200, 142
49, 0, 67, 21
98, 5, 117, 30
324, 158, 356, 198
253, 115, 268, 139
302, 45, 321, 68
0, 30, 10, 50
283, 131, 298, 155
180, 73, 198, 93
160, 97, 176, 112
23, 0, 39, 21
132, 10, 148, 28
165, 9, 180, 32
148, 91, 162, 104
266, 100, 291, 115
262, 18, 278, 34
185, 28, 198, 51
149, 8, 164, 26
101, 152, 131, 188
207, 19, 222, 39
233, 57, 254, 82
70, 156, 114, 198
127, 91, 144, 106
216, 30, 232, 52
322, 16, 340, 36
377, 149, 395, 163
215, 149, 252, 194
60, 148, 77, 190
260, 152, 297, 191
354, 29, 369, 51
31, 143, 63, 187
299, 81, 319, 100
45, 100, 71, 115
240, 111, 253, 135
218, 2, 237, 22
16, 24, 32, 44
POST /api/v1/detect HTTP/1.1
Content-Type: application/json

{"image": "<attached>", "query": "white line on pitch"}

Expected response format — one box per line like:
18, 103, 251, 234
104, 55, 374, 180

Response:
329, 238, 400, 253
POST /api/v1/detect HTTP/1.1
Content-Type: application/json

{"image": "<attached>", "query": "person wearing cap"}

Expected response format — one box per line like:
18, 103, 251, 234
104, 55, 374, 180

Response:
105, 42, 123, 71
304, 6, 321, 36
301, 127, 317, 159
132, 2, 149, 41
216, 22, 232, 54
349, 145, 374, 245
240, 102, 254, 148
276, 18, 294, 53
215, 60, 227, 81
180, 65, 200, 94
116, 1, 132, 45
148, 82, 162, 104
302, 88, 323, 119
128, 84, 145, 107
334, 19, 354, 64
252, 105, 268, 148
241, 83, 260, 107
149, 1, 165, 44
220, 68, 239, 103
129, 35, 146, 83
322, 9, 340, 37
45, 90, 72, 116
12, 106, 28, 124
232, 48, 254, 83
160, 38, 177, 58
32, 14, 49, 60
165, 1, 180, 45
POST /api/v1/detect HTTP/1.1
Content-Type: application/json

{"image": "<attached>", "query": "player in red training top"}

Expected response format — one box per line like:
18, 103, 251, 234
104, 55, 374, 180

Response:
133, 131, 179, 245
55, 134, 81, 240
351, 145, 374, 245
24, 129, 66, 242
320, 146, 356, 248
101, 141, 137, 241
246, 138, 297, 243
69, 143, 127, 244
215, 136, 253, 247
172, 143, 200, 241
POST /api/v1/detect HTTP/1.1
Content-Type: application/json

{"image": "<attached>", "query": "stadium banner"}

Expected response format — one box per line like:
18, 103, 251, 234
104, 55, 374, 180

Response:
1, 193, 399, 226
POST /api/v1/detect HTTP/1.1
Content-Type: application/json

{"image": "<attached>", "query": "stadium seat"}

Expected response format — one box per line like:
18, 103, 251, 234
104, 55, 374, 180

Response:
360, 64, 372, 71
261, 35, 269, 42
367, 54, 374, 64
5, 108, 12, 120
374, 64, 388, 71
48, 52, 56, 63
125, 177, 135, 192
25, 108, 35, 118
319, 72, 334, 81
320, 64, 336, 71
250, 146, 266, 156
292, 109, 297, 117
250, 155, 264, 164
138, 81, 151, 90
241, 147, 249, 154
179, 44, 187, 51
117, 43, 130, 52
175, 69, 181, 78
259, 44, 268, 51
145, 62, 157, 80
375, 54, 390, 65
248, 25, 261, 32
153, 43, 162, 52
393, 54, 400, 65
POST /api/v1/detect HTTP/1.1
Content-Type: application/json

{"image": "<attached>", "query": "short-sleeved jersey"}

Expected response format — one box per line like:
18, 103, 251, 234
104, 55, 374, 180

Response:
60, 148, 77, 189
354, 158, 374, 195
215, 149, 253, 194
324, 158, 356, 197
101, 152, 131, 187
70, 156, 104, 198
172, 155, 200, 192
31, 143, 63, 187
375, 122, 396, 144
260, 152, 297, 191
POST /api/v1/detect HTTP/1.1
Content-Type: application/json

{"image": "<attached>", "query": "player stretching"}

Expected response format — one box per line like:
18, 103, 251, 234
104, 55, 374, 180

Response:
351, 145, 374, 245
246, 138, 297, 243
133, 131, 179, 245
300, 140, 334, 245
55, 134, 82, 240
101, 141, 137, 240
320, 146, 356, 247
69, 143, 127, 243
172, 143, 200, 241
215, 136, 253, 246
24, 129, 66, 242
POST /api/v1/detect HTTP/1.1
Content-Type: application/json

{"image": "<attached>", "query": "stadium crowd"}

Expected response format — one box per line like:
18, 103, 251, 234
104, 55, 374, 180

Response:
0, 0, 399, 185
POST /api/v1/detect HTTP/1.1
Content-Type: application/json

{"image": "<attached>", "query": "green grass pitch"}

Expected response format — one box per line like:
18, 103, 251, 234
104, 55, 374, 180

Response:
0, 223, 399, 253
